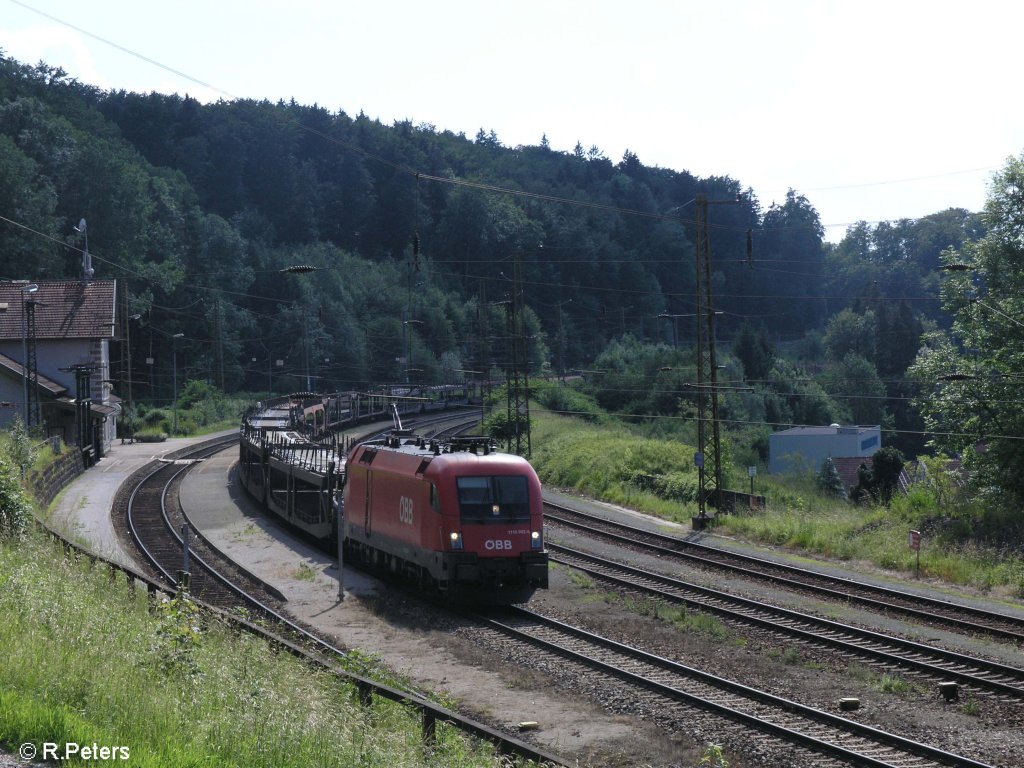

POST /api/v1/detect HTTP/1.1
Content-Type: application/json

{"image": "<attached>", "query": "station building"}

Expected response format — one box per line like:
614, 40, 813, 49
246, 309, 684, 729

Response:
0, 279, 119, 463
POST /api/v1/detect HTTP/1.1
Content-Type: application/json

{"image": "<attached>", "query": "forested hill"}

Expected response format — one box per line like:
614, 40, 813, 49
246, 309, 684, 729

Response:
0, 54, 985, 403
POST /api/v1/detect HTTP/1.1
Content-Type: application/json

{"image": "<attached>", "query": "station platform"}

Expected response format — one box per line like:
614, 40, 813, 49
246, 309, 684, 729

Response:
44, 430, 238, 570
176, 442, 639, 758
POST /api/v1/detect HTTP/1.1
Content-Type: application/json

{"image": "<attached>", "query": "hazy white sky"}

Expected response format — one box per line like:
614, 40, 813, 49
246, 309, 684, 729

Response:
3, 0, 1022, 241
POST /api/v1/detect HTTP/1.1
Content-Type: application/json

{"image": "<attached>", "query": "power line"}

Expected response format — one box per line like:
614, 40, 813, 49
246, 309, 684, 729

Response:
8, 1, 991, 237
530, 406, 1024, 443
792, 165, 997, 194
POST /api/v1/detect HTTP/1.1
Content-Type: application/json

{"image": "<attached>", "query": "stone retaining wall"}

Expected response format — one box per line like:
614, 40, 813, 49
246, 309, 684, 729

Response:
28, 448, 85, 508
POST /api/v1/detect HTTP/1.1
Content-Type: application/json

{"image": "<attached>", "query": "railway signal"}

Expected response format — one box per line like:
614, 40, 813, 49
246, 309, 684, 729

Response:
910, 529, 922, 577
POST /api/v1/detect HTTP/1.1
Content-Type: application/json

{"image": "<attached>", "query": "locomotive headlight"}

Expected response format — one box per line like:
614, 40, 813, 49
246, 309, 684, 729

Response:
531, 530, 542, 549
450, 531, 463, 550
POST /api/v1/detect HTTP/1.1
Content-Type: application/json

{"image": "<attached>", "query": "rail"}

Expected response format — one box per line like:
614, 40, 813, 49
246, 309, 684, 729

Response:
30, 439, 565, 767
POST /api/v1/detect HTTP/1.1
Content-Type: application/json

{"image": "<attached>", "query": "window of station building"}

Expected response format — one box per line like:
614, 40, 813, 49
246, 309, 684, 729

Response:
456, 475, 531, 522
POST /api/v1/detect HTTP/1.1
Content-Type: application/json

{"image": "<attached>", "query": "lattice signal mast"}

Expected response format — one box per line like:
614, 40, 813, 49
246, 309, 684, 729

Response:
693, 194, 745, 517
505, 254, 531, 457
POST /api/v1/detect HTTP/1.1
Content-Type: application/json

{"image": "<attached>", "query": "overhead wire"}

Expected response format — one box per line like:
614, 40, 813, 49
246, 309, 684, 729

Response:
0, 13, 979, 325
6, 2, 996, 425
8, 0, 994, 238
529, 405, 1024, 443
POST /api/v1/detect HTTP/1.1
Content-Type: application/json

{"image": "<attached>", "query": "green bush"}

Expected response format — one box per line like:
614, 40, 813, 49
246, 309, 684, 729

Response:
623, 469, 698, 503
141, 408, 171, 427
530, 409, 700, 520
0, 534, 515, 768
0, 457, 30, 537
1, 415, 36, 476
531, 380, 605, 422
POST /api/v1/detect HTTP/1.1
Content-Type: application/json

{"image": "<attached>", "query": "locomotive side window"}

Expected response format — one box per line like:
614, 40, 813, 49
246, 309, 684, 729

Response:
430, 483, 442, 513
456, 476, 531, 522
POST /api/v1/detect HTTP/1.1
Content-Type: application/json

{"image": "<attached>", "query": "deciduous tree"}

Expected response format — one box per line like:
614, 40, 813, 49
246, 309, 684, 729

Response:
911, 153, 1024, 505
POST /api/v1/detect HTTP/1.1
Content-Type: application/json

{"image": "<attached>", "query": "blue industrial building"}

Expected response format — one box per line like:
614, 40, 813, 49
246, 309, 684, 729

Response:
768, 424, 881, 475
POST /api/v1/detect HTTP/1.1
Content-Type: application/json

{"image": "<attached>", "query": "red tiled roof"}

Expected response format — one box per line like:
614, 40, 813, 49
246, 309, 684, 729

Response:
831, 457, 871, 490
0, 280, 116, 340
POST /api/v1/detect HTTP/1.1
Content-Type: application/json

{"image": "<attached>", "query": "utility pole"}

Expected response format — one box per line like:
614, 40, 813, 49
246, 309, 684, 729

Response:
279, 265, 324, 393
25, 291, 41, 430
172, 333, 184, 434
477, 281, 490, 412
62, 364, 96, 463
693, 193, 743, 520
214, 297, 225, 390
121, 292, 141, 442
554, 298, 571, 381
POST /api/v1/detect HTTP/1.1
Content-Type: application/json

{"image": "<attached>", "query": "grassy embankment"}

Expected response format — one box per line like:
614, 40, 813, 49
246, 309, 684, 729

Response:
530, 407, 1024, 598
0, 530, 532, 768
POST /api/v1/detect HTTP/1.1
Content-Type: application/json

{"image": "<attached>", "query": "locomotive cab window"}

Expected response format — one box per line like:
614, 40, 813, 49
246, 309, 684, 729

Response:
456, 476, 531, 522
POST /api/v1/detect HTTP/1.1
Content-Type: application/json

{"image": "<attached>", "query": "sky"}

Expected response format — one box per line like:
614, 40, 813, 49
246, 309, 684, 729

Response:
3, 0, 1023, 242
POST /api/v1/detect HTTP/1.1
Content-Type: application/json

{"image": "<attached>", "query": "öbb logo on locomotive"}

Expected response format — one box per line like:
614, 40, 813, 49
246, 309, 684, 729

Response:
399, 496, 414, 524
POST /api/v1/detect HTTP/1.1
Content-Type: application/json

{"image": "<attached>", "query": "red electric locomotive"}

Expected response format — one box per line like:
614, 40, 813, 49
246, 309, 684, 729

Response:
342, 431, 548, 603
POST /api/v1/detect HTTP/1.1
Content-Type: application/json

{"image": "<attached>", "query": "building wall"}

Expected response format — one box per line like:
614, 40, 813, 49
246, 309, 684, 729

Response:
0, 376, 24, 427
768, 427, 881, 474
0, 337, 115, 451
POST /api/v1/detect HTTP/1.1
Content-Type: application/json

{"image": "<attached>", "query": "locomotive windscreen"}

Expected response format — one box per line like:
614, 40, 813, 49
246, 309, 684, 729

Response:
456, 476, 531, 522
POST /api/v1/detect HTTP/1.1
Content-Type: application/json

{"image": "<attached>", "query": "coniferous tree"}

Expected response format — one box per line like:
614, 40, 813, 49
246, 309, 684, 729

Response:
817, 456, 848, 500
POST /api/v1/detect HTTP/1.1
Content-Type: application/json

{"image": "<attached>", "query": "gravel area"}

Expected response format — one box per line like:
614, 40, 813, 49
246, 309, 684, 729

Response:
331, 542, 1023, 767
29, 441, 1024, 768
219, 478, 1024, 767
522, 492, 1024, 767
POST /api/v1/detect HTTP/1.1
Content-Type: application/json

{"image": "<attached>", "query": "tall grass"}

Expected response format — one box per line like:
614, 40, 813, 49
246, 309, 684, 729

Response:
531, 411, 700, 524
530, 408, 1024, 597
0, 533, 528, 768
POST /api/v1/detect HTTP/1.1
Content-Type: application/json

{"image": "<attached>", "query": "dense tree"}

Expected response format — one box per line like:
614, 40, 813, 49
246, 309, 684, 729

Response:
823, 308, 876, 363
584, 336, 689, 417
825, 210, 984, 328
820, 353, 887, 426
765, 360, 842, 427
911, 153, 1024, 505
0, 49, 1001, 473
0, 133, 61, 277
732, 322, 775, 381
873, 446, 905, 505
759, 190, 827, 333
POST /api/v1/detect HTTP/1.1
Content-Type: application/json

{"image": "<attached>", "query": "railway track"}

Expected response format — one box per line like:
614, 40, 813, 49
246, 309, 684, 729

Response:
476, 605, 994, 768
544, 501, 1024, 643
121, 434, 567, 767
125, 434, 284, 612
121, 417, 1008, 764
548, 544, 1024, 701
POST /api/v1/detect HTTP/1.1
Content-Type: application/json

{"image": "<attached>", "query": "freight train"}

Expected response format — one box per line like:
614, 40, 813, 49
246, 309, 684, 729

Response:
239, 395, 548, 603
343, 430, 548, 603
